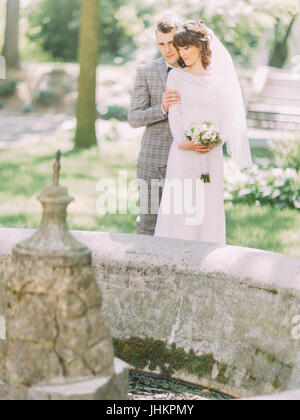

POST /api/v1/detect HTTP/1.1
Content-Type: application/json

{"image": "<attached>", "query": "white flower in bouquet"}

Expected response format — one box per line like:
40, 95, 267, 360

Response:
184, 121, 222, 183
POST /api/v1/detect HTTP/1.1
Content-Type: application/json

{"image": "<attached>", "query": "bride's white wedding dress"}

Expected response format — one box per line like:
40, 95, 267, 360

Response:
154, 68, 227, 244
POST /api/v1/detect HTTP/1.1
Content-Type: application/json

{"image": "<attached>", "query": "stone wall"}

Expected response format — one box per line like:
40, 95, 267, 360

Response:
1, 228, 300, 399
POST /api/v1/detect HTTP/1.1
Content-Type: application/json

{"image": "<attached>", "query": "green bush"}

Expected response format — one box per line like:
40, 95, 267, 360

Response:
269, 137, 300, 172
99, 105, 129, 122
34, 89, 58, 106
225, 164, 300, 210
0, 80, 18, 97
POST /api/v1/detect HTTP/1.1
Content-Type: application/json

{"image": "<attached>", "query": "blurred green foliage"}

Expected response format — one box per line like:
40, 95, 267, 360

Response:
98, 104, 129, 122
270, 137, 300, 173
26, 0, 137, 63
22, 0, 300, 66
0, 80, 18, 96
186, 0, 299, 66
34, 89, 57, 106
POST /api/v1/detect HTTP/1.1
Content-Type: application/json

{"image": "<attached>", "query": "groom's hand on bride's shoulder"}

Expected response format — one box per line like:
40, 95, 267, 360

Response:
162, 87, 180, 113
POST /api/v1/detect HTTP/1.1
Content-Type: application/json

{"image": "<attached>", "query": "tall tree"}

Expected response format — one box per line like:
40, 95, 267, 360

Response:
75, 0, 100, 148
2, 0, 20, 68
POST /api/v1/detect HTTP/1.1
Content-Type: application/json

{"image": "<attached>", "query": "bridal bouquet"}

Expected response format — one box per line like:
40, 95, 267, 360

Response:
185, 121, 222, 183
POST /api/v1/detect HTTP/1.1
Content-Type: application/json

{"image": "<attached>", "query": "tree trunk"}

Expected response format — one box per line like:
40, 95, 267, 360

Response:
268, 16, 297, 68
75, 0, 99, 149
2, 0, 20, 69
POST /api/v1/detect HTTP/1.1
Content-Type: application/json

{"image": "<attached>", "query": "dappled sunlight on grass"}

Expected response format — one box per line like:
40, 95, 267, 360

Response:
0, 213, 41, 229
226, 203, 300, 257
0, 130, 139, 233
69, 213, 137, 234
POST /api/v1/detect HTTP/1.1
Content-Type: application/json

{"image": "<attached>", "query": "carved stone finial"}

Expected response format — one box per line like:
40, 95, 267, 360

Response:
53, 150, 61, 186
13, 148, 90, 265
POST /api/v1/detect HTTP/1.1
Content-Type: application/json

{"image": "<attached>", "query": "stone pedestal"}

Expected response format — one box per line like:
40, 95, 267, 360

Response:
0, 155, 128, 400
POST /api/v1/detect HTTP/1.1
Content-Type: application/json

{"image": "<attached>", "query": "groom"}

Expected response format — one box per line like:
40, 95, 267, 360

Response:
128, 16, 183, 236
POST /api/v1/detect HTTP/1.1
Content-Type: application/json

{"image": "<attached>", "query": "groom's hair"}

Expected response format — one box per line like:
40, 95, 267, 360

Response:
156, 16, 183, 34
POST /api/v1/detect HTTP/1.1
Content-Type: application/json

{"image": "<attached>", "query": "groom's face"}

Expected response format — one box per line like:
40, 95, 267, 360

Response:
157, 29, 180, 66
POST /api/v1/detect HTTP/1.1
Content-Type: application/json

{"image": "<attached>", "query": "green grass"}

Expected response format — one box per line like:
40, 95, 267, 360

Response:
251, 147, 274, 161
0, 130, 137, 233
226, 146, 300, 257
226, 203, 300, 257
0, 136, 299, 257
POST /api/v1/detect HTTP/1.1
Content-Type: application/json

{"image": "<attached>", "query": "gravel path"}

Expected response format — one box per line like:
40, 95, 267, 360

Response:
0, 113, 290, 151
0, 114, 71, 148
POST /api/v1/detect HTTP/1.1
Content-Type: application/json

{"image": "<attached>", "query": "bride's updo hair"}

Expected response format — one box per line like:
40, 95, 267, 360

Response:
173, 20, 212, 70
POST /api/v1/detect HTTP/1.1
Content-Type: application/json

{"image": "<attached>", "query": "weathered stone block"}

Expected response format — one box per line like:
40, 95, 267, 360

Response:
1, 228, 299, 399
26, 358, 129, 400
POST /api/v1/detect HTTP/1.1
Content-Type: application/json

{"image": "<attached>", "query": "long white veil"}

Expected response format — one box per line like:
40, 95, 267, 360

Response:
207, 27, 253, 170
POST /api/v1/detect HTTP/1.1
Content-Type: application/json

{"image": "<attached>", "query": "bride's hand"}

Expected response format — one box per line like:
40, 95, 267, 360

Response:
178, 140, 222, 154
178, 141, 211, 154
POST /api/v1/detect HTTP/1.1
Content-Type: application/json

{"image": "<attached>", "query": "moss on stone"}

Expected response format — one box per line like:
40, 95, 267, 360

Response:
273, 377, 280, 390
216, 363, 230, 385
113, 337, 218, 379
267, 354, 276, 365
256, 348, 277, 365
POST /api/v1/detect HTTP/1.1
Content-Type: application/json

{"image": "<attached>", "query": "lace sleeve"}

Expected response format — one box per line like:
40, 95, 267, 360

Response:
167, 70, 185, 146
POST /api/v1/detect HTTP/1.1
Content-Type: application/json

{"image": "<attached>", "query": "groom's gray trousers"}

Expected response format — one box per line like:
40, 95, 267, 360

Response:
128, 57, 174, 236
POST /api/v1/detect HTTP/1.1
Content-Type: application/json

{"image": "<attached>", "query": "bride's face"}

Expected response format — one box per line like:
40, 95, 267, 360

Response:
178, 45, 201, 67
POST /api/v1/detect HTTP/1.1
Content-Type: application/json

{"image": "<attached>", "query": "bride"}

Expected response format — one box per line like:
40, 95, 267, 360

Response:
154, 20, 253, 244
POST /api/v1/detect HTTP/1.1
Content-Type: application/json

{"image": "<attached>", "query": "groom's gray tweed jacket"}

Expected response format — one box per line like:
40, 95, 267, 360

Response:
128, 57, 173, 171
